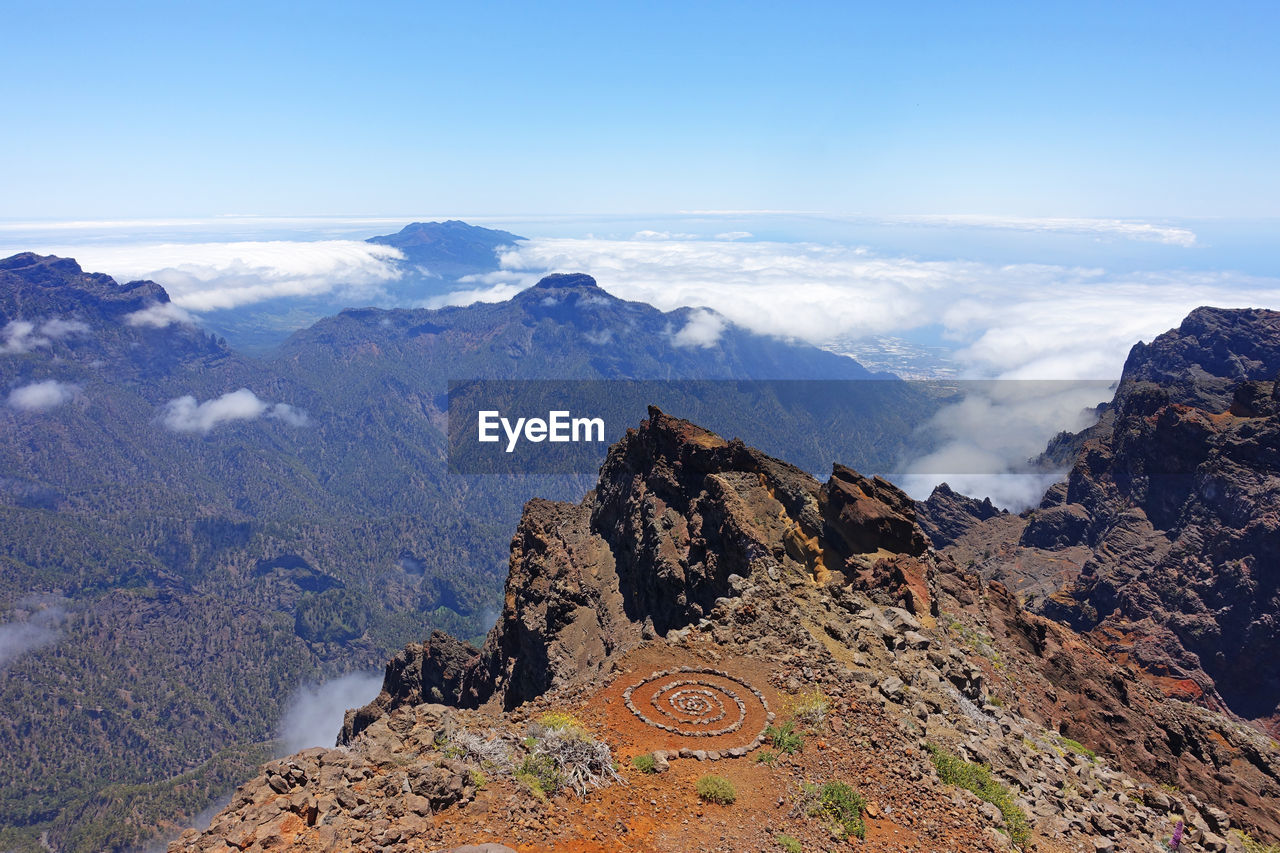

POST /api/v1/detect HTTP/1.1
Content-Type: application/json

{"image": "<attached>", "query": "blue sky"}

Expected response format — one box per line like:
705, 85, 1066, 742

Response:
3, 0, 1277, 220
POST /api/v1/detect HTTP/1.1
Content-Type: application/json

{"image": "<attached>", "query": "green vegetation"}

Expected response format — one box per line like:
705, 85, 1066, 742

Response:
927, 744, 1031, 847
519, 716, 623, 798
802, 781, 868, 840
631, 753, 657, 774
776, 834, 803, 853
536, 711, 585, 733
1057, 735, 1096, 762
695, 775, 737, 805
293, 587, 370, 643
516, 753, 563, 799
1233, 829, 1280, 853
756, 749, 779, 767
765, 719, 805, 754
0, 741, 276, 853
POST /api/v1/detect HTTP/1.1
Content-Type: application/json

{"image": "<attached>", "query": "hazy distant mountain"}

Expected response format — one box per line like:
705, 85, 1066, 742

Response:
197, 220, 526, 354
0, 254, 933, 852
366, 219, 524, 279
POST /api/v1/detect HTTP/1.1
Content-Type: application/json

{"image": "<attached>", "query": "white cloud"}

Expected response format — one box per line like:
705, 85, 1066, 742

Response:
714, 231, 753, 241
161, 389, 309, 434
39, 318, 91, 338
1, 318, 89, 354
496, 237, 1280, 380
124, 302, 196, 328
895, 380, 1114, 510
883, 214, 1198, 247
276, 671, 383, 754
421, 281, 526, 309
8, 380, 77, 412
633, 230, 699, 240
32, 240, 405, 312
0, 596, 69, 668
670, 309, 727, 348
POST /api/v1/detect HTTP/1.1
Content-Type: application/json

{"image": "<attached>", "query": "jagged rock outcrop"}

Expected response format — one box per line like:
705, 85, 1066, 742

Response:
915, 482, 1006, 549
187, 404, 1280, 853
347, 407, 932, 737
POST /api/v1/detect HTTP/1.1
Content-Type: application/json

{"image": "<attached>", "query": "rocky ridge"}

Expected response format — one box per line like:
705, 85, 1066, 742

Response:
176, 407, 1280, 852
930, 308, 1280, 734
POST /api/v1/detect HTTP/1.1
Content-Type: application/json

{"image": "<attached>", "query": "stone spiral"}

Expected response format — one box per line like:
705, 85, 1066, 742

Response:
623, 668, 768, 739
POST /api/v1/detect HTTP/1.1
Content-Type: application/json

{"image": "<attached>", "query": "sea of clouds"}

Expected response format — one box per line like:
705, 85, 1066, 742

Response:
7, 214, 1277, 507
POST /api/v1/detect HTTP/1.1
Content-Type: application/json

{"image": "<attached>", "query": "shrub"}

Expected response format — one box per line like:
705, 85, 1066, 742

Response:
524, 724, 623, 797
516, 753, 562, 799
788, 687, 831, 728
537, 711, 585, 733
815, 781, 867, 840
765, 720, 804, 754
631, 753, 657, 774
1234, 830, 1280, 853
927, 744, 1031, 847
449, 728, 513, 769
696, 774, 737, 805
776, 834, 803, 853
756, 749, 778, 767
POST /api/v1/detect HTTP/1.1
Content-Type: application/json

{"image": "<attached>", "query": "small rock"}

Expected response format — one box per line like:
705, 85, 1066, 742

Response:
879, 676, 905, 701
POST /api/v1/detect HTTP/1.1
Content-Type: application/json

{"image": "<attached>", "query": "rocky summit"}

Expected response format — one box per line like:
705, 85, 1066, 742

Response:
174, 403, 1280, 853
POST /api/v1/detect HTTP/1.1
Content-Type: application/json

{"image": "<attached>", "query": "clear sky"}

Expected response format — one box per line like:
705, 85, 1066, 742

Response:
2, 0, 1277, 220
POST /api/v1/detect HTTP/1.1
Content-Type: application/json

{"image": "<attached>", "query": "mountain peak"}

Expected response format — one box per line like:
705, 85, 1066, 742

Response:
532, 272, 598, 290
0, 252, 169, 307
0, 252, 87, 280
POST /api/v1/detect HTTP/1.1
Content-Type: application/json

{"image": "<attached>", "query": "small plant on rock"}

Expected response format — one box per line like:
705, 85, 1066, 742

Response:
1234, 830, 1280, 853
788, 687, 831, 729
776, 833, 803, 853
449, 728, 513, 770
813, 781, 868, 840
631, 753, 657, 774
516, 753, 563, 799
696, 774, 737, 805
536, 711, 585, 734
756, 749, 778, 767
1057, 735, 1096, 762
927, 744, 1031, 847
765, 720, 804, 754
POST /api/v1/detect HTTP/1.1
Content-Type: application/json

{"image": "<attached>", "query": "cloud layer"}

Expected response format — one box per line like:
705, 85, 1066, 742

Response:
161, 389, 308, 434
894, 380, 1116, 509
276, 671, 383, 755
8, 380, 77, 412
882, 214, 1198, 246
38, 241, 405, 312
496, 237, 1280, 380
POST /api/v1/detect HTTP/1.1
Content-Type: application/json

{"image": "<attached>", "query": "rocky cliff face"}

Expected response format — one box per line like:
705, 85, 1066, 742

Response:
937, 308, 1280, 733
162, 405, 1280, 852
